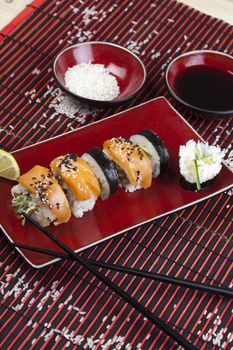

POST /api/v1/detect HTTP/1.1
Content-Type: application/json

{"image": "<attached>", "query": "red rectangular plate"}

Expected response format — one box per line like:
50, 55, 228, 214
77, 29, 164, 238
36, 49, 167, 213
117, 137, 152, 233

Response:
1, 97, 232, 268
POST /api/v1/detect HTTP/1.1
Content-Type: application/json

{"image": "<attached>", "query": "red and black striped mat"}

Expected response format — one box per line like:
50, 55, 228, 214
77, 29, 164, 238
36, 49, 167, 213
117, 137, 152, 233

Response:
0, 0, 232, 349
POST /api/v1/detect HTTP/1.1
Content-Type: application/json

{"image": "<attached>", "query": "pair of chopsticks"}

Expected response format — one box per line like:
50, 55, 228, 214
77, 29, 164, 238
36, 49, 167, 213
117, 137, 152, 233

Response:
10, 214, 232, 350
11, 242, 232, 298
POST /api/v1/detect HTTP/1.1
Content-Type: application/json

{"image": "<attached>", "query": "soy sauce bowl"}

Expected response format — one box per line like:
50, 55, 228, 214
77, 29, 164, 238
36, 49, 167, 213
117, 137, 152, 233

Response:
165, 50, 233, 118
53, 42, 147, 108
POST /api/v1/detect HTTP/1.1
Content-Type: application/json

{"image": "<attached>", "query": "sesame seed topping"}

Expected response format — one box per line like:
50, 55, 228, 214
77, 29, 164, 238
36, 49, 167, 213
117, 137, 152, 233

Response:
56, 153, 80, 177
30, 171, 56, 207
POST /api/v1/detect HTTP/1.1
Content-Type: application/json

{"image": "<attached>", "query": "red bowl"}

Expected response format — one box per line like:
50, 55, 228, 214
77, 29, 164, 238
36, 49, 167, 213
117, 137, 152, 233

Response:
165, 50, 233, 118
53, 42, 146, 107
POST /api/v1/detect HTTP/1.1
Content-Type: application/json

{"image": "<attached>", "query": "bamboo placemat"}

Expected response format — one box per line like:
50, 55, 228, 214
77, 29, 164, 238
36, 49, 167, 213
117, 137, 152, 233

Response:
0, 1, 232, 349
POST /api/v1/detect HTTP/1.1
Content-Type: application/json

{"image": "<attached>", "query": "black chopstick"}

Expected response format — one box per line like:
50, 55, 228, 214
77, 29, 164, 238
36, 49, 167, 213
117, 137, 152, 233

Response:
12, 242, 233, 298
20, 213, 196, 350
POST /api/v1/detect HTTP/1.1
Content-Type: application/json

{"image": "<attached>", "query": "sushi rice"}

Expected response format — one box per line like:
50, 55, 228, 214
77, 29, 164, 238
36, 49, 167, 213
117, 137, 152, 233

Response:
61, 182, 96, 218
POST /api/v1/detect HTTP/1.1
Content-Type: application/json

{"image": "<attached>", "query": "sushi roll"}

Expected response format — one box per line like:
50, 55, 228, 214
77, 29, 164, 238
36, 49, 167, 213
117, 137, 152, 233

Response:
179, 140, 224, 191
103, 137, 152, 192
82, 147, 119, 200
50, 154, 101, 218
11, 165, 71, 227
130, 130, 169, 178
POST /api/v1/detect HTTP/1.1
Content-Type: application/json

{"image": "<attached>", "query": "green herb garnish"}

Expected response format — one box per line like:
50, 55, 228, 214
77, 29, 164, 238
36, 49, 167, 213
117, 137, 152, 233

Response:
12, 194, 36, 224
12, 194, 31, 212
194, 159, 201, 191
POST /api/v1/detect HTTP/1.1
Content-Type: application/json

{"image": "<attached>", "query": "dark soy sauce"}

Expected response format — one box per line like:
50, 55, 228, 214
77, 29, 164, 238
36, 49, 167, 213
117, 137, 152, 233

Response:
174, 66, 233, 111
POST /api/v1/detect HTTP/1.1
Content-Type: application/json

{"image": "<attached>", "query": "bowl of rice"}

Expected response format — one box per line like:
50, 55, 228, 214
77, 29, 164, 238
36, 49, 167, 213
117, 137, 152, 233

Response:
53, 42, 147, 107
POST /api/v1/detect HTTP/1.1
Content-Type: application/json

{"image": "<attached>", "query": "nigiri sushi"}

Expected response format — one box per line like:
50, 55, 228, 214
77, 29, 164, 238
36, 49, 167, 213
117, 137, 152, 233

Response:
11, 165, 71, 227
130, 130, 169, 178
179, 140, 224, 191
103, 137, 152, 192
82, 147, 119, 200
50, 154, 101, 218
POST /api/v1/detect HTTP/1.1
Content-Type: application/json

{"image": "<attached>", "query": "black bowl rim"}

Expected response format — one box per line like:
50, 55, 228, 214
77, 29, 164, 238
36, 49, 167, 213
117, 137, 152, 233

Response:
165, 50, 233, 116
53, 41, 147, 105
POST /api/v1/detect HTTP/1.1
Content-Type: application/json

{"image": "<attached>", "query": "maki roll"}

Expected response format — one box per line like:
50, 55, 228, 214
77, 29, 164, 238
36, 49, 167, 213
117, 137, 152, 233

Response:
50, 154, 101, 218
82, 147, 119, 200
11, 165, 71, 227
130, 130, 169, 178
103, 137, 152, 192
179, 140, 224, 191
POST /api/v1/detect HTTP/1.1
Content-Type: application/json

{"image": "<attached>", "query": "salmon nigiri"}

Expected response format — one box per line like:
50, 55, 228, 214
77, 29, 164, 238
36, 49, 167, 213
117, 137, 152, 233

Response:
103, 137, 152, 192
11, 165, 71, 226
50, 154, 100, 218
